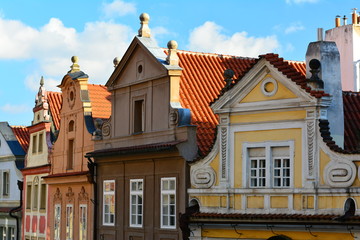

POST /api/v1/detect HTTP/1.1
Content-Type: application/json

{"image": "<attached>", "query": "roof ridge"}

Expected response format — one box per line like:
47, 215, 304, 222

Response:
164, 48, 257, 59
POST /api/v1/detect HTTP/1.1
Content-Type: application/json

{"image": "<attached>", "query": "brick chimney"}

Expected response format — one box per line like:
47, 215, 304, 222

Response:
306, 40, 344, 148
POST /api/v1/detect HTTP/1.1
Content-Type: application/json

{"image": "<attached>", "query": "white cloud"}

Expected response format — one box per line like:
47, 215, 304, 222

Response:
285, 0, 319, 4
284, 22, 305, 34
102, 0, 136, 19
1, 103, 30, 114
0, 16, 137, 91
188, 21, 279, 58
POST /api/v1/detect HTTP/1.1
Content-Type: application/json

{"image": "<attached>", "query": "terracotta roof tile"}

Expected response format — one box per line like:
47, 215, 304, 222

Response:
88, 84, 111, 120
11, 126, 30, 152
47, 91, 62, 130
177, 50, 256, 156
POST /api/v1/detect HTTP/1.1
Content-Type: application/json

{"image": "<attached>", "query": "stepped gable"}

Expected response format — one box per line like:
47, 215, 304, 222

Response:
176, 50, 256, 156
47, 91, 62, 130
11, 126, 30, 152
88, 84, 111, 120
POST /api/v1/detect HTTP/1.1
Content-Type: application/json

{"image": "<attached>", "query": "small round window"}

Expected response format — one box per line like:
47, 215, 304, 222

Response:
137, 64, 143, 74
261, 77, 278, 97
69, 91, 74, 101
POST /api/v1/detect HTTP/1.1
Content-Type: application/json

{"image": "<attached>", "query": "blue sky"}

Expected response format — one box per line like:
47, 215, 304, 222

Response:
0, 0, 359, 126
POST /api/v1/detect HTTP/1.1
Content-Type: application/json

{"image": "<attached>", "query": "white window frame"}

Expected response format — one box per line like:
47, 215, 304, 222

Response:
129, 179, 143, 228
54, 204, 61, 240
103, 180, 115, 226
160, 177, 176, 229
8, 227, 15, 240
243, 141, 294, 189
79, 204, 87, 240
2, 171, 9, 196
66, 204, 74, 240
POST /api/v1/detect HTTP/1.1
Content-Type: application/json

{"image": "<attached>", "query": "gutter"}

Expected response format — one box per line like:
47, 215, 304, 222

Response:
87, 157, 97, 240
9, 180, 23, 240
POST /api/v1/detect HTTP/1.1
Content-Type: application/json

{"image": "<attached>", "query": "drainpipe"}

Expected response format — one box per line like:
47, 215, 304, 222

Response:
87, 157, 97, 240
9, 180, 23, 240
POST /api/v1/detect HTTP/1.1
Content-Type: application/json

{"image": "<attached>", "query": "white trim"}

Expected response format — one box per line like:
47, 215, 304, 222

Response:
242, 141, 294, 189
102, 180, 115, 226
231, 121, 303, 188
160, 177, 176, 229
261, 77, 278, 97
129, 179, 143, 228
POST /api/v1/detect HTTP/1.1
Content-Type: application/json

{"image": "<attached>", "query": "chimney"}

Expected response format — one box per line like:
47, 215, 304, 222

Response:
352, 8, 358, 24
138, 13, 151, 38
335, 15, 341, 27
343, 15, 348, 25
306, 40, 344, 148
317, 28, 323, 41
166, 40, 179, 66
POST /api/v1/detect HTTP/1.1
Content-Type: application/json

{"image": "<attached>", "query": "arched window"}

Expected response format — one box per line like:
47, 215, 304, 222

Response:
69, 120, 75, 132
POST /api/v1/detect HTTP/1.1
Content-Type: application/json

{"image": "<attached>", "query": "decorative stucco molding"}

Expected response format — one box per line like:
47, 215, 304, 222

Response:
78, 186, 89, 202
307, 120, 315, 177
324, 159, 356, 187
54, 188, 62, 202
191, 166, 216, 189
66, 187, 75, 202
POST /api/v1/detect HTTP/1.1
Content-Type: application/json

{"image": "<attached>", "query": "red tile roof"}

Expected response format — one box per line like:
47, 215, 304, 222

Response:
177, 50, 256, 155
47, 91, 62, 130
343, 92, 360, 152
88, 84, 111, 120
176, 51, 308, 156
11, 126, 30, 152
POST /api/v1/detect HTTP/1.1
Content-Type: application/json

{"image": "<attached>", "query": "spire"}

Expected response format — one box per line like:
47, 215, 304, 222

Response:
166, 40, 179, 66
138, 13, 151, 38
68, 56, 80, 73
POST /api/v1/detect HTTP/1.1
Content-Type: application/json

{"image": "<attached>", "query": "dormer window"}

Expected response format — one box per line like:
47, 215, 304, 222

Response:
133, 99, 144, 134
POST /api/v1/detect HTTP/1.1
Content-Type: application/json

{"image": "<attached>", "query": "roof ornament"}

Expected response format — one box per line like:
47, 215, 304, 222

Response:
223, 69, 235, 89
138, 13, 151, 38
113, 57, 121, 68
307, 59, 324, 90
68, 56, 80, 73
166, 40, 179, 66
35, 76, 47, 106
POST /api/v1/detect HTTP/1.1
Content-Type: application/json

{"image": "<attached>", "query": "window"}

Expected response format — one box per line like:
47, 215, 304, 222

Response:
7, 227, 15, 240
32, 135, 37, 154
79, 205, 87, 240
2, 172, 9, 196
54, 204, 61, 240
32, 178, 39, 210
129, 179, 143, 227
0, 226, 4, 240
40, 183, 46, 210
133, 100, 144, 133
103, 180, 115, 226
67, 139, 74, 170
26, 184, 32, 209
69, 120, 74, 132
245, 142, 292, 188
66, 204, 74, 240
161, 177, 176, 229
38, 133, 43, 153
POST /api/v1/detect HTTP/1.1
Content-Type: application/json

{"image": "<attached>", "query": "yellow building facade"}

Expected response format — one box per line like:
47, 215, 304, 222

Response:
188, 51, 360, 239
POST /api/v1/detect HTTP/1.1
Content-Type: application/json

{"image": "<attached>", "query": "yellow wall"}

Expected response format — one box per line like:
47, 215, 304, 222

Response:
234, 128, 302, 188
201, 228, 355, 240
241, 75, 297, 103
230, 110, 306, 124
